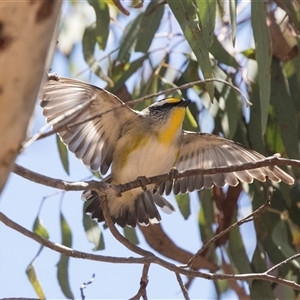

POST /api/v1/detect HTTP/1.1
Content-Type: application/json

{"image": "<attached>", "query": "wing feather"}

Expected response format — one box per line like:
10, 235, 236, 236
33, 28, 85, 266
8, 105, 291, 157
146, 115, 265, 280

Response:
170, 131, 294, 195
41, 76, 138, 173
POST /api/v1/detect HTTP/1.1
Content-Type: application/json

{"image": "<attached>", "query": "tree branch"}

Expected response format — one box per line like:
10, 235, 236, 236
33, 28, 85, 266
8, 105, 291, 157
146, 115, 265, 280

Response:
1, 211, 300, 290
129, 78, 252, 107
184, 186, 271, 269
129, 264, 150, 300
265, 252, 300, 275
139, 224, 218, 271
12, 155, 298, 195
175, 272, 190, 300
0, 212, 150, 265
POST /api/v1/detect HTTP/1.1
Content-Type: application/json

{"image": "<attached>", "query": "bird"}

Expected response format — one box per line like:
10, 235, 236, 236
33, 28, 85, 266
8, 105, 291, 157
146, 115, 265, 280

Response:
41, 74, 295, 228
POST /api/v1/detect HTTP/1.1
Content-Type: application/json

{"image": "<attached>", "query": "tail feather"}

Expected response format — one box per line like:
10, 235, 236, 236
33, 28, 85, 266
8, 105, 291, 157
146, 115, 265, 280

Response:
142, 191, 161, 222
82, 190, 175, 227
152, 193, 175, 214
126, 209, 137, 228
115, 208, 129, 228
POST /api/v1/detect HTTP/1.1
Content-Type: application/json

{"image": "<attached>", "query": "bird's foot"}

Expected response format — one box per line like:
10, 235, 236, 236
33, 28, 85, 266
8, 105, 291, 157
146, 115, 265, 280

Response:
136, 176, 149, 192
168, 167, 179, 182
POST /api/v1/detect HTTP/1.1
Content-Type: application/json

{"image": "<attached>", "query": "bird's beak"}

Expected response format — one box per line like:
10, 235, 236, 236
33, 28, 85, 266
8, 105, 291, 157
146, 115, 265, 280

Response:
179, 99, 191, 107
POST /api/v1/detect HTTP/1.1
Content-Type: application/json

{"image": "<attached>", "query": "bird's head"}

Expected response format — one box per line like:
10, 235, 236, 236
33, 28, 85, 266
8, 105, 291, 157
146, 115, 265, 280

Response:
146, 98, 191, 122
144, 98, 191, 145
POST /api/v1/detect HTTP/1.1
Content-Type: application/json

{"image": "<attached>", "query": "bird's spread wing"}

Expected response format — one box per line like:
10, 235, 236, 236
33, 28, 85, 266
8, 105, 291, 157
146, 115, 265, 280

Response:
41, 75, 138, 174
159, 131, 294, 195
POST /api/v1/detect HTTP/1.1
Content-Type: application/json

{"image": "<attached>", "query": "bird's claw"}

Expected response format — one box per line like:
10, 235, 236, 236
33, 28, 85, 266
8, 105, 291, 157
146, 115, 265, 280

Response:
168, 167, 179, 182
136, 176, 148, 192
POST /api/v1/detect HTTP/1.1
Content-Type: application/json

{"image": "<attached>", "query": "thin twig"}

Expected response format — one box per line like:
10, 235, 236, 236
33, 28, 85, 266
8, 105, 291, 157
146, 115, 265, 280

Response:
80, 274, 95, 300
129, 264, 150, 300
175, 273, 190, 300
129, 78, 252, 107
265, 252, 300, 275
184, 186, 271, 269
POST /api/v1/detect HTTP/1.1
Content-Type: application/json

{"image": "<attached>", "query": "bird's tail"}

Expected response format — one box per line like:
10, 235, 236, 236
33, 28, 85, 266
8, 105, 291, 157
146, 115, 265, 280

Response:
82, 190, 175, 228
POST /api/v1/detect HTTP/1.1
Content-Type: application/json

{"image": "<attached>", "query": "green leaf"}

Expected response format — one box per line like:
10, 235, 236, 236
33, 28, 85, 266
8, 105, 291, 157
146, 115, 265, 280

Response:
248, 81, 266, 154
265, 106, 285, 155
221, 85, 238, 139
117, 14, 144, 62
57, 213, 74, 299
87, 0, 110, 49
198, 190, 217, 263
228, 216, 253, 275
83, 202, 105, 251
123, 226, 139, 245
56, 135, 69, 175
33, 217, 49, 240
240, 48, 255, 60
82, 24, 113, 86
135, 0, 164, 53
251, 1, 272, 135
175, 193, 191, 220
250, 242, 276, 297
109, 54, 149, 93
250, 279, 276, 300
229, 0, 237, 46
183, 105, 199, 131
251, 183, 293, 278
214, 279, 229, 296
167, 0, 214, 101
198, 190, 214, 242
290, 182, 300, 228
196, 0, 216, 48
26, 264, 46, 300
272, 220, 300, 269
251, 242, 267, 273
270, 58, 299, 162
209, 36, 239, 68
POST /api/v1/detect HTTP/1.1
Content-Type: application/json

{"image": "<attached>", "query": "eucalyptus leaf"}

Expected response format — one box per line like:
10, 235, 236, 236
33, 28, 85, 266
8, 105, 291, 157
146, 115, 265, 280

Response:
229, 0, 237, 47
196, 0, 216, 48
117, 14, 144, 62
82, 24, 113, 86
124, 226, 139, 245
56, 135, 69, 175
251, 1, 272, 134
26, 264, 46, 300
272, 220, 300, 269
57, 213, 74, 299
167, 0, 214, 101
109, 54, 149, 94
228, 217, 252, 276
33, 217, 49, 240
210, 36, 239, 68
87, 0, 110, 49
135, 0, 164, 53
83, 202, 105, 251
175, 193, 191, 220
270, 58, 299, 163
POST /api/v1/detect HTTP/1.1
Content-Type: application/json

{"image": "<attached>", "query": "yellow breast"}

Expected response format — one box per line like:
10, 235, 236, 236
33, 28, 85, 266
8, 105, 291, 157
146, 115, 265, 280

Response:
158, 108, 185, 145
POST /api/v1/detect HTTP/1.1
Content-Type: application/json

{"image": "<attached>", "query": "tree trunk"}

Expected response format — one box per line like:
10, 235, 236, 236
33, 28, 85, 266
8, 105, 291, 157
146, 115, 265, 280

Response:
0, 0, 62, 192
